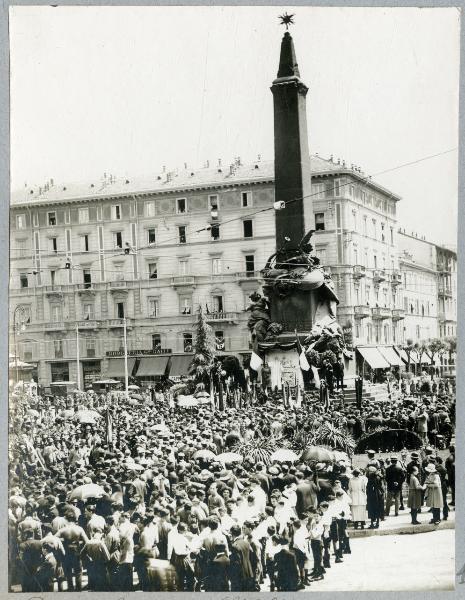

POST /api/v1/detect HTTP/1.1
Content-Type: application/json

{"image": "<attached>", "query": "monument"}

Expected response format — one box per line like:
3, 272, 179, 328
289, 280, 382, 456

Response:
246, 16, 347, 392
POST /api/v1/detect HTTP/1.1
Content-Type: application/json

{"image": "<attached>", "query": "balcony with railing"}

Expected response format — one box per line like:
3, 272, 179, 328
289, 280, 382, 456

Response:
438, 284, 453, 297
206, 311, 240, 323
76, 319, 100, 330
171, 275, 196, 287
236, 270, 262, 283
392, 308, 405, 321
353, 265, 366, 279
354, 305, 371, 319
372, 306, 391, 320
373, 269, 387, 284
44, 321, 66, 331
390, 272, 402, 286
106, 318, 133, 328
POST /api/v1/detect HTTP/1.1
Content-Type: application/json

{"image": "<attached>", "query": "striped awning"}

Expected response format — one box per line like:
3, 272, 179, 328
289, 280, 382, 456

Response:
106, 358, 136, 377
395, 348, 418, 364
168, 355, 193, 377
357, 347, 390, 369
377, 346, 404, 367
136, 356, 170, 377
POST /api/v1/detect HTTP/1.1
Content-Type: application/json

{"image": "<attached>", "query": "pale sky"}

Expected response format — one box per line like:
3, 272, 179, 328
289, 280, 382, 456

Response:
9, 6, 460, 246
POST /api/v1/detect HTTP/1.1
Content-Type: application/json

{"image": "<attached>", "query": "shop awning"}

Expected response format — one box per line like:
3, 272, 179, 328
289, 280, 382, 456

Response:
106, 358, 136, 377
377, 346, 404, 367
357, 347, 390, 369
136, 356, 170, 377
168, 355, 193, 377
395, 348, 418, 364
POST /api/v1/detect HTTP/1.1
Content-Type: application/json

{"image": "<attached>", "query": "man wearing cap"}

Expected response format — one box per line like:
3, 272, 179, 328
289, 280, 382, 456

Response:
385, 457, 405, 517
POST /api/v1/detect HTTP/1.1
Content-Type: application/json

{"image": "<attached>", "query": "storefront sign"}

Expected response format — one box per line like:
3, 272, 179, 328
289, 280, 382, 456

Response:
106, 349, 172, 357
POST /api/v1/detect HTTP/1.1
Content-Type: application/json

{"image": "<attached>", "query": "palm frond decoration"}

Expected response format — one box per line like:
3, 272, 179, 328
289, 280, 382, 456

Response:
291, 422, 355, 456
233, 435, 280, 465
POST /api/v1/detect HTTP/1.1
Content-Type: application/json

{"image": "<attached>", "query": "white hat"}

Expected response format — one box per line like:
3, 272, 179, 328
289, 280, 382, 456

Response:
425, 463, 436, 473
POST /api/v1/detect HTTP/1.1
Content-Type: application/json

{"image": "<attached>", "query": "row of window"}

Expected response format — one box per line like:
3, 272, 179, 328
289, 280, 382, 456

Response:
14, 219, 255, 258
14, 192, 254, 230
17, 254, 256, 288
311, 181, 396, 215
354, 322, 402, 344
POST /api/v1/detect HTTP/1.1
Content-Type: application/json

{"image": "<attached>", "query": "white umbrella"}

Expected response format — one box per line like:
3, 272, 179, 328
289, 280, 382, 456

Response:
128, 384, 140, 390
270, 448, 299, 463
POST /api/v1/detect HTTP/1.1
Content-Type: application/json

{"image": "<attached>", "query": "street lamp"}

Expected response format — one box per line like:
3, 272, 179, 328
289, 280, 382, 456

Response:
12, 305, 28, 387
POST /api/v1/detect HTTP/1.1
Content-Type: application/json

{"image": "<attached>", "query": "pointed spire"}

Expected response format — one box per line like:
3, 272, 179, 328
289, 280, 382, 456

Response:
277, 31, 300, 79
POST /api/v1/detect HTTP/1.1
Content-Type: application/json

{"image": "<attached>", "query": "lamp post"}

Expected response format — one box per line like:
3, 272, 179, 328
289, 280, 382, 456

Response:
123, 317, 129, 400
12, 306, 27, 387
75, 324, 81, 391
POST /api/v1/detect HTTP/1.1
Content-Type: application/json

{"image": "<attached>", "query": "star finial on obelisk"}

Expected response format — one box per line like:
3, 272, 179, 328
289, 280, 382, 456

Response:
278, 12, 295, 30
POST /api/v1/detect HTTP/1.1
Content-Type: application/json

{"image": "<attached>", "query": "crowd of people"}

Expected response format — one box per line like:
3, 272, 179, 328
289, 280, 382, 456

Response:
8, 376, 455, 592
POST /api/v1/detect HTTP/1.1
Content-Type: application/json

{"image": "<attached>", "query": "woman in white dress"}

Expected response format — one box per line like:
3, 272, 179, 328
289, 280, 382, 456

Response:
348, 468, 367, 529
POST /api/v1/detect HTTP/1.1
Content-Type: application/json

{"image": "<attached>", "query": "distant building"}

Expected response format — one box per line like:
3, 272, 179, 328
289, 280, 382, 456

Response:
9, 156, 409, 387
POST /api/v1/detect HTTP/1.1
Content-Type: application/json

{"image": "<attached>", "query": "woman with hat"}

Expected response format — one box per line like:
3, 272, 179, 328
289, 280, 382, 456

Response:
407, 466, 424, 524
424, 463, 443, 525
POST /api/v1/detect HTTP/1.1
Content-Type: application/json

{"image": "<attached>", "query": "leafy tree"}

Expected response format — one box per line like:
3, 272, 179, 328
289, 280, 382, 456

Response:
189, 306, 216, 388
403, 339, 419, 373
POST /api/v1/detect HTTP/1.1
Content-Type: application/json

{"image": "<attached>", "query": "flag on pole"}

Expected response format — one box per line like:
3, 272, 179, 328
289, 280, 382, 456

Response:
295, 330, 310, 371
105, 408, 113, 445
250, 350, 263, 372
311, 365, 321, 389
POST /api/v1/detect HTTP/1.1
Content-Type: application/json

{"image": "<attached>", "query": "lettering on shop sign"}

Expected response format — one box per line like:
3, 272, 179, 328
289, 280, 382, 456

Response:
106, 349, 172, 357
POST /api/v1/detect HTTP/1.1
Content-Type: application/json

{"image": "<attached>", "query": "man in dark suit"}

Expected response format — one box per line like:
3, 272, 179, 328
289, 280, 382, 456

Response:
295, 470, 320, 520
274, 537, 300, 591
207, 543, 230, 591
229, 524, 254, 591
385, 457, 405, 517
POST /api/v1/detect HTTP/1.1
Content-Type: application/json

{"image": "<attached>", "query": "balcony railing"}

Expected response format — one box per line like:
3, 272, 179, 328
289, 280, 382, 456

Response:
76, 319, 99, 329
372, 307, 391, 320
206, 311, 239, 322
171, 276, 196, 286
392, 308, 405, 321
44, 321, 66, 331
391, 272, 402, 286
107, 318, 132, 328
236, 270, 262, 282
353, 265, 366, 279
373, 269, 387, 283
354, 305, 371, 319
438, 285, 453, 297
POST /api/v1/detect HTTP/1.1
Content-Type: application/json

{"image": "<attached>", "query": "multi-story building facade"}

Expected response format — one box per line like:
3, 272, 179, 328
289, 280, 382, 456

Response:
397, 231, 457, 342
435, 244, 457, 339
11, 155, 440, 387
397, 231, 440, 342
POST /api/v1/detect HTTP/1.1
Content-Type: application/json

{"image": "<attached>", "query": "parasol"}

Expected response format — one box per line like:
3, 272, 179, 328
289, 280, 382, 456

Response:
332, 450, 350, 465
270, 448, 299, 463
27, 409, 40, 418
73, 409, 103, 424
69, 483, 105, 501
125, 462, 145, 471
177, 395, 198, 408
217, 452, 243, 465
193, 449, 216, 461
150, 423, 170, 432
128, 384, 140, 390
301, 446, 334, 463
